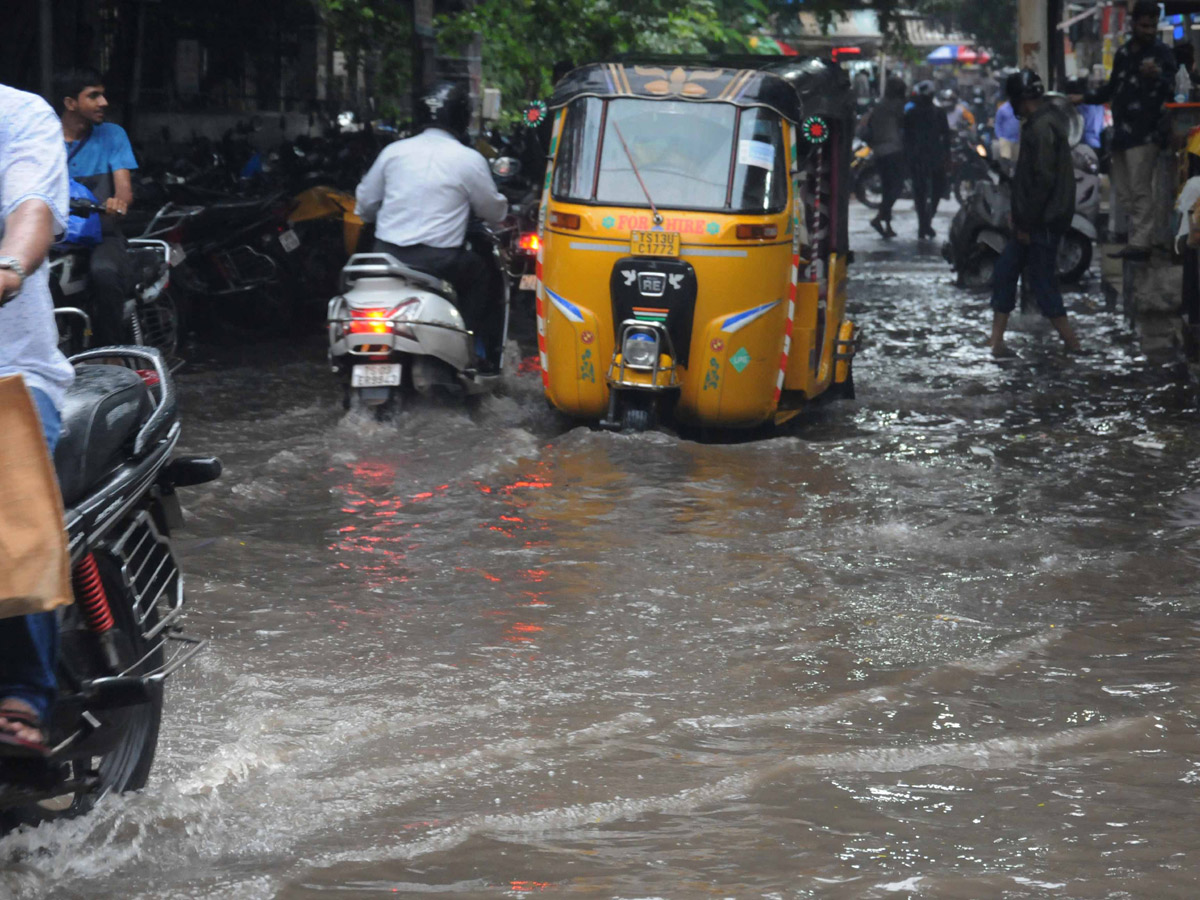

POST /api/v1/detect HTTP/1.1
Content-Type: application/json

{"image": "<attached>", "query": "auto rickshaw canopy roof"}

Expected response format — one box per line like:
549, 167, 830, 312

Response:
548, 60, 807, 123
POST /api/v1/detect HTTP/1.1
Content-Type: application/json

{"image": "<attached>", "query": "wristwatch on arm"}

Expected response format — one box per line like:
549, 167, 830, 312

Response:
0, 257, 27, 305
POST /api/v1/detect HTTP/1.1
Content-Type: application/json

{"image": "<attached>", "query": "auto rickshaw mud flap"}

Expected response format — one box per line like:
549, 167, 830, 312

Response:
541, 287, 607, 418
686, 300, 788, 428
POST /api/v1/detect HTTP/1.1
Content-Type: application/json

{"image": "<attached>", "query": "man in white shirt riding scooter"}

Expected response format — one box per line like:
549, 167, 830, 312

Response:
355, 82, 508, 371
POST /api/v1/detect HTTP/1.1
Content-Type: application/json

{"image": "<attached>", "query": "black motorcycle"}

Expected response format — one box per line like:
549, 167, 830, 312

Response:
949, 132, 994, 206
0, 346, 219, 827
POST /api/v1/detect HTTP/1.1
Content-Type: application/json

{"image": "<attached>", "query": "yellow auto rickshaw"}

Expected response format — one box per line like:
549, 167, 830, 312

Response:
533, 57, 858, 430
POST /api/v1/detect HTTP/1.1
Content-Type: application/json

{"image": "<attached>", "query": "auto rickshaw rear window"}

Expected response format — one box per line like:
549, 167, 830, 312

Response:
552, 97, 788, 215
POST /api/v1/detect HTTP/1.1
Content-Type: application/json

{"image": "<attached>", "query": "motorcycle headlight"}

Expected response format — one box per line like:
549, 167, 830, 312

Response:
975, 144, 987, 158
622, 330, 659, 369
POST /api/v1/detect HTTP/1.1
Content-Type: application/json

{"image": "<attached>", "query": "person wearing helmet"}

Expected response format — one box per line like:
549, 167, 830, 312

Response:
936, 88, 976, 134
355, 80, 509, 368
1070, 0, 1175, 259
903, 80, 951, 240
988, 69, 1082, 358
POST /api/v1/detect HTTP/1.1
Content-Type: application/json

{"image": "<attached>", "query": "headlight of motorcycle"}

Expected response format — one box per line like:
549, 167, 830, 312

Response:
622, 330, 659, 369
975, 143, 987, 158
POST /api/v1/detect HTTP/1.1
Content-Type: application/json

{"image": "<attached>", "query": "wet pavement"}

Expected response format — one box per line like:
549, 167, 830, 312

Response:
4, 199, 1200, 899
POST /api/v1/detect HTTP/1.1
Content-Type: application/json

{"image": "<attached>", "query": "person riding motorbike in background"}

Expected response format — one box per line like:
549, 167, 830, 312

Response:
55, 67, 138, 347
988, 70, 1082, 358
936, 88, 976, 135
355, 81, 508, 370
0, 82, 73, 755
904, 81, 951, 241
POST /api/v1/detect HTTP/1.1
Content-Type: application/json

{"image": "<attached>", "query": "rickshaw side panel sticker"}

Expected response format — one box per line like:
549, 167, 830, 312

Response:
703, 357, 720, 391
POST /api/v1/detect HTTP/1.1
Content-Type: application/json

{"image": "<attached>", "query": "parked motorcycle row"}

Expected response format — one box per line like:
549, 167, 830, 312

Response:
52, 123, 549, 380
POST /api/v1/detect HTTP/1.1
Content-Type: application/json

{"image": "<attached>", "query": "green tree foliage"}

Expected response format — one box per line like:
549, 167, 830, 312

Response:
436, 0, 772, 105
914, 0, 1017, 64
316, 0, 413, 116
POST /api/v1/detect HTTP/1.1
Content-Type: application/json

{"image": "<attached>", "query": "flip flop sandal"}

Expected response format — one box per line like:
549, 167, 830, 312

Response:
0, 704, 50, 758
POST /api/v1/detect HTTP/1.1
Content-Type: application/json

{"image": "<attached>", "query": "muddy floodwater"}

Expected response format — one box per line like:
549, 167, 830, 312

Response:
4, 205, 1200, 899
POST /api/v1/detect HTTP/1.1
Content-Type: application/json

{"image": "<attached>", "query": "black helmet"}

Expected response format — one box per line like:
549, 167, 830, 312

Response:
1005, 69, 1045, 108
913, 80, 937, 103
418, 81, 471, 137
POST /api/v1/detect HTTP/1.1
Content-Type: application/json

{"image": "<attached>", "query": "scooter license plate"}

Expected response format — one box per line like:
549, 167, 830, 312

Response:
630, 230, 681, 257
279, 229, 301, 253
518, 273, 538, 291
351, 364, 401, 388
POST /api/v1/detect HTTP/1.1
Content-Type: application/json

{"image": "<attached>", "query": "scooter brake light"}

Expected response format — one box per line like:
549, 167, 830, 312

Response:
348, 308, 392, 335
518, 233, 540, 253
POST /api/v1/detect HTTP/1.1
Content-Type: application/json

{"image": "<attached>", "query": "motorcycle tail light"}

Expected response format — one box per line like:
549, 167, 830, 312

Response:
518, 233, 540, 253
348, 308, 391, 335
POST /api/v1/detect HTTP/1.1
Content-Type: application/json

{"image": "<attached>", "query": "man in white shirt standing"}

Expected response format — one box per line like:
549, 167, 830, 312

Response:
355, 81, 508, 368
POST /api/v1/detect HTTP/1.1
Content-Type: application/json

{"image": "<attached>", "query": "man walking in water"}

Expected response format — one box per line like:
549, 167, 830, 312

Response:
989, 70, 1082, 358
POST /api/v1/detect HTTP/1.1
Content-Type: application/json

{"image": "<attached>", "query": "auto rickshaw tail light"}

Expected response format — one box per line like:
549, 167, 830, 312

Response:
550, 211, 581, 230
736, 224, 778, 240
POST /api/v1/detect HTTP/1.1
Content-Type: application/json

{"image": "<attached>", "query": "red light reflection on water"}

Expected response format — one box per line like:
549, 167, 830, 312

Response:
329, 459, 415, 589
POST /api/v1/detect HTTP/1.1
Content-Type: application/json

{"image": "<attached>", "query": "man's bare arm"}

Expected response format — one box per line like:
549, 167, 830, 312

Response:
0, 199, 55, 301
106, 168, 133, 216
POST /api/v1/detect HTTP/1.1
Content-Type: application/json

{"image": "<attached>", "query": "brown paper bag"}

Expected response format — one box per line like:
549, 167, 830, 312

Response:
0, 375, 72, 618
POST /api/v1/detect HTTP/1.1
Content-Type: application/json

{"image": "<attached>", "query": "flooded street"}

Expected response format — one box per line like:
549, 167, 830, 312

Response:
5, 201, 1200, 898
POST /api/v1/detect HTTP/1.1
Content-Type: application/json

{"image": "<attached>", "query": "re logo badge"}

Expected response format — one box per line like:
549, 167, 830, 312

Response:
729, 347, 751, 372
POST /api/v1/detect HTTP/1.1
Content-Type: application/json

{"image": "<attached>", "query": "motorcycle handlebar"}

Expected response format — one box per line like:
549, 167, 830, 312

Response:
69, 198, 125, 216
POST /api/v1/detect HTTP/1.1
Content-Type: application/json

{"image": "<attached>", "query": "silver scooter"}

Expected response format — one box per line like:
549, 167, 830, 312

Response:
327, 252, 509, 412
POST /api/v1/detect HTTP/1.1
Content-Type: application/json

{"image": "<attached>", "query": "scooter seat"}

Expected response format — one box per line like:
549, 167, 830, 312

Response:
54, 365, 153, 506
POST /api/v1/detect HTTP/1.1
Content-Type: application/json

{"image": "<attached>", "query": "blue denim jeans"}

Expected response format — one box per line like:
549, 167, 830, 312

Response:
0, 388, 62, 722
990, 230, 1067, 319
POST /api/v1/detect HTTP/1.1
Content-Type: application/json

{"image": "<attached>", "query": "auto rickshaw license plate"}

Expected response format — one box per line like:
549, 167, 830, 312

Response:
630, 231, 681, 257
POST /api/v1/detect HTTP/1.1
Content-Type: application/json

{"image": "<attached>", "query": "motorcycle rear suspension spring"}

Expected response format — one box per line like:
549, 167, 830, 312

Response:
73, 552, 114, 634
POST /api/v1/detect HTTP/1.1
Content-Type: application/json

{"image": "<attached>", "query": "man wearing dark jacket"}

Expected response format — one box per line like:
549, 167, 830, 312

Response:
1071, 0, 1174, 258
990, 70, 1082, 357
903, 81, 951, 240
